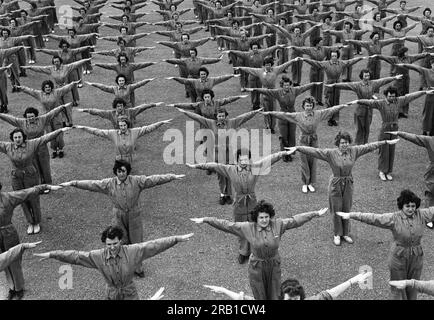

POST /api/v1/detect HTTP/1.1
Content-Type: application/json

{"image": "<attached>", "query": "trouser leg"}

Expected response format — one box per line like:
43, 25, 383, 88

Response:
0, 229, 24, 291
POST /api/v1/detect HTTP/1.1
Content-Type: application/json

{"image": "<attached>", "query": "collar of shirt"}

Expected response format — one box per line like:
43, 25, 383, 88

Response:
398, 210, 416, 220
305, 110, 314, 117
330, 60, 339, 65
200, 78, 209, 83
14, 142, 26, 149
237, 164, 251, 172
118, 85, 127, 90
338, 149, 349, 156
118, 129, 130, 136
104, 247, 122, 261
256, 224, 271, 232
216, 120, 227, 128
116, 176, 131, 185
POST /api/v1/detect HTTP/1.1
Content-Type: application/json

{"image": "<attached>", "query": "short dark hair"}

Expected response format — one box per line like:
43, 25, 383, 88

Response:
101, 226, 124, 243
334, 131, 352, 146
397, 46, 408, 57
23, 107, 39, 118
189, 48, 198, 55
301, 96, 316, 109
1, 28, 11, 36
249, 200, 276, 222
236, 148, 251, 161
113, 159, 132, 176
397, 189, 421, 209
280, 75, 292, 87
59, 39, 70, 48
359, 69, 372, 79
216, 107, 228, 117
181, 33, 190, 40
117, 53, 129, 63
201, 88, 214, 99
280, 278, 306, 300
115, 74, 127, 84
198, 67, 209, 76
118, 117, 131, 128
123, 7, 131, 12
329, 49, 340, 59
121, 14, 130, 20
383, 86, 399, 97
20, 9, 28, 15
263, 56, 274, 66
393, 21, 402, 29
67, 27, 77, 34
344, 21, 353, 29
112, 98, 126, 109
279, 17, 287, 24
120, 26, 129, 33
312, 37, 323, 47
370, 32, 379, 39
41, 80, 54, 91
250, 42, 260, 49
52, 55, 63, 64
423, 8, 432, 15
117, 37, 127, 45
323, 15, 332, 22
10, 128, 27, 142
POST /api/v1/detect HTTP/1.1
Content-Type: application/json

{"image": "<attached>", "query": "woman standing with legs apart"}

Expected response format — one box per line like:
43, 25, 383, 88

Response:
337, 190, 434, 300
34, 226, 193, 300
287, 132, 399, 246
191, 200, 327, 300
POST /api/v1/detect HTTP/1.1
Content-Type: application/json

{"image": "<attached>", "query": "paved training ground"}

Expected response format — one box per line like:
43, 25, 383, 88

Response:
0, 0, 432, 300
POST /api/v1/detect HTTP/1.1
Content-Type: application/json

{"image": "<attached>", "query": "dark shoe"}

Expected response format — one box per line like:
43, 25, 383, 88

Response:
11, 87, 17, 93
286, 154, 293, 162
19, 72, 27, 77
185, 92, 190, 98
15, 290, 24, 300
7, 289, 16, 300
52, 151, 57, 159
206, 169, 212, 175
342, 79, 350, 82
134, 271, 145, 278
72, 101, 78, 107
237, 254, 249, 264
58, 150, 64, 158
328, 120, 334, 126
219, 196, 226, 205
270, 129, 275, 134
282, 155, 289, 162
225, 196, 233, 205
2, 105, 8, 113
398, 112, 408, 119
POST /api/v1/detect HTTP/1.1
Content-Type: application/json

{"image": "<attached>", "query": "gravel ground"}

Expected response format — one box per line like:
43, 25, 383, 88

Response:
0, 0, 433, 300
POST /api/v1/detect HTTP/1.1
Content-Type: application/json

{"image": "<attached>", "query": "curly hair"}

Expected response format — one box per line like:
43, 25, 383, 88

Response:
59, 39, 70, 48
52, 55, 63, 64
280, 278, 306, 300
236, 148, 251, 161
334, 131, 352, 146
397, 189, 421, 209
117, 53, 129, 63
263, 56, 274, 66
118, 117, 131, 128
249, 200, 276, 222
101, 226, 124, 243
41, 80, 54, 92
23, 107, 39, 118
9, 128, 27, 142
383, 86, 399, 97
115, 74, 127, 84
112, 98, 126, 109
198, 67, 209, 76
201, 89, 215, 99
301, 96, 316, 109
393, 21, 402, 30
112, 159, 132, 176
359, 69, 372, 80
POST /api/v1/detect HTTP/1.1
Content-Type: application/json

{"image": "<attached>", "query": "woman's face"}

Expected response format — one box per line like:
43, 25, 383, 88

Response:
105, 237, 121, 256
44, 84, 52, 93
402, 202, 417, 217
257, 212, 270, 228
62, 43, 69, 51
199, 71, 207, 80
284, 293, 301, 300
116, 103, 125, 113
304, 102, 314, 112
118, 121, 128, 132
117, 77, 126, 87
13, 132, 24, 146
338, 138, 349, 152
238, 154, 250, 167
53, 58, 61, 67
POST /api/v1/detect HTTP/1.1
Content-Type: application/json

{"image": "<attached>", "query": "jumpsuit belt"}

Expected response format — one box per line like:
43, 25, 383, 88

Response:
331, 175, 353, 188
234, 193, 256, 207
300, 133, 317, 146
107, 282, 136, 300
249, 254, 280, 267
394, 243, 423, 256
11, 165, 37, 177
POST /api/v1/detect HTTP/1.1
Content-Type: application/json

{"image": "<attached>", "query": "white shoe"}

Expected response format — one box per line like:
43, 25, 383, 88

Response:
33, 224, 40, 234
379, 172, 387, 181
302, 185, 308, 193
427, 222, 434, 229
386, 174, 393, 181
307, 184, 315, 192
27, 225, 34, 235
78, 83, 83, 88
333, 236, 341, 246
342, 235, 353, 244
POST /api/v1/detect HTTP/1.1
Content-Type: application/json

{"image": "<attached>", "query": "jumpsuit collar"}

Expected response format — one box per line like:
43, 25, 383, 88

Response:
116, 176, 131, 185
256, 224, 271, 232
237, 164, 251, 172
14, 142, 26, 149
104, 247, 122, 261
118, 129, 130, 136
